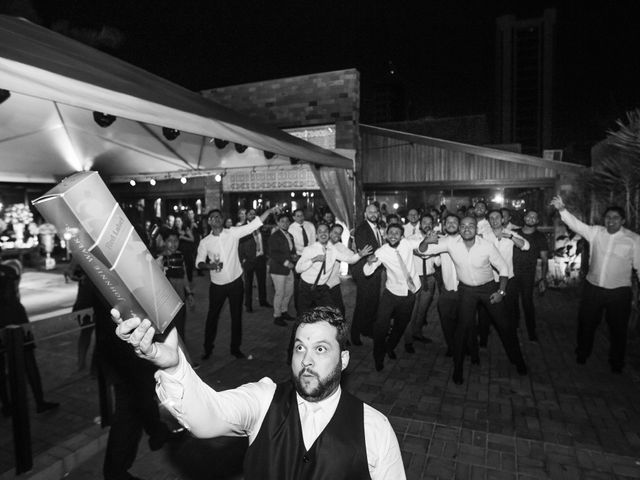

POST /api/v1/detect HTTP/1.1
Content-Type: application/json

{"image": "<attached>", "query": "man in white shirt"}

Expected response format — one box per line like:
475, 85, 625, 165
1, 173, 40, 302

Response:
474, 201, 491, 238
296, 223, 371, 314
364, 224, 425, 371
403, 208, 420, 238
421, 216, 528, 384
403, 213, 438, 353
551, 195, 640, 372
327, 224, 351, 316
477, 209, 529, 347
114, 306, 406, 480
289, 208, 317, 314
435, 214, 461, 356
196, 206, 279, 360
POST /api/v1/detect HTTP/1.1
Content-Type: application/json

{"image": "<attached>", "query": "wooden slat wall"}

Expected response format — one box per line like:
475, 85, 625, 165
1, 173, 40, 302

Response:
361, 132, 557, 185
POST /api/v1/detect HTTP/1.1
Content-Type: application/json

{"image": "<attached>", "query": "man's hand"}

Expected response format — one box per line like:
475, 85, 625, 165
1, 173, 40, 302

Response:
550, 195, 566, 211
311, 254, 325, 263
489, 291, 504, 304
366, 255, 378, 264
500, 231, 513, 240
112, 309, 180, 371
358, 244, 373, 257
424, 231, 440, 244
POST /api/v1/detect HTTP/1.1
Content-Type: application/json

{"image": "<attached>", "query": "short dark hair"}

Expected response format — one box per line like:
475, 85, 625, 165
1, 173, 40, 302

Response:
293, 208, 304, 216
604, 206, 625, 219
331, 223, 344, 234
386, 223, 404, 234
444, 213, 460, 223
420, 213, 434, 223
488, 209, 502, 217
207, 208, 222, 219
297, 306, 349, 350
161, 229, 179, 241
276, 213, 291, 222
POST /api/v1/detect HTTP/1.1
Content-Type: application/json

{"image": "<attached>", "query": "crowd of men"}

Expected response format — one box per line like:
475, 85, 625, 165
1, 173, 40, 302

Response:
113, 194, 640, 480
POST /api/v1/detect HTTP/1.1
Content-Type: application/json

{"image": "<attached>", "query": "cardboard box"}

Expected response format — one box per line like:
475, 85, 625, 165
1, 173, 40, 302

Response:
32, 172, 182, 333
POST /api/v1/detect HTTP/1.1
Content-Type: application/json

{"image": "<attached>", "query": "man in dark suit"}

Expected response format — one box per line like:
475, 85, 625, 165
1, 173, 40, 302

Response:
351, 203, 384, 345
239, 209, 271, 313
268, 214, 299, 326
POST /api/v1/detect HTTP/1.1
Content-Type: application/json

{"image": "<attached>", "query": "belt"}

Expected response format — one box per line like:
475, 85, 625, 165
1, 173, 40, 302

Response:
458, 280, 495, 289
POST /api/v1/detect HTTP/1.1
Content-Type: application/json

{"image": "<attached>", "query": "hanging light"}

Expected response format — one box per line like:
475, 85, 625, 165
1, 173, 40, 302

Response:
214, 138, 229, 149
290, 192, 295, 198
234, 143, 248, 153
149, 179, 156, 186
0, 89, 10, 104
129, 179, 136, 186
214, 173, 222, 182
264, 151, 275, 159
93, 111, 116, 128
180, 176, 187, 184
162, 128, 180, 141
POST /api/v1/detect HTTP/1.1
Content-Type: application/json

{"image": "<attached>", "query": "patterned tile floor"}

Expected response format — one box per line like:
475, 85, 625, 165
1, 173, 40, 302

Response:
2, 268, 640, 479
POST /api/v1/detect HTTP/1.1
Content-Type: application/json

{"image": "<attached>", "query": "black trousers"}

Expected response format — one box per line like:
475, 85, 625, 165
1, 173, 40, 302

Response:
576, 281, 631, 370
243, 256, 267, 308
438, 288, 459, 354
457, 282, 525, 377
204, 277, 244, 354
298, 280, 337, 314
512, 271, 537, 340
477, 278, 518, 344
373, 289, 415, 363
329, 284, 346, 316
351, 269, 382, 340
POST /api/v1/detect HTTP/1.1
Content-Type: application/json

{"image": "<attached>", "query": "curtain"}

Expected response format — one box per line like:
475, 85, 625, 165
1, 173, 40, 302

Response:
311, 166, 355, 231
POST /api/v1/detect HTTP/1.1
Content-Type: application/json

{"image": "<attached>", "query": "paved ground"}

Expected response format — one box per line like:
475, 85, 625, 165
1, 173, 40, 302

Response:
2, 266, 640, 479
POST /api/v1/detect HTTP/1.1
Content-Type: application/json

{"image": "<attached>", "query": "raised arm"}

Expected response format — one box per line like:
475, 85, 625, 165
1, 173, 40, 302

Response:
550, 195, 596, 242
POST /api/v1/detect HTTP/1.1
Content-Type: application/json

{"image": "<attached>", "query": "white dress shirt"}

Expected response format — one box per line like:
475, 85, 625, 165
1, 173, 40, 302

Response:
363, 238, 422, 295
560, 209, 640, 288
195, 218, 262, 285
424, 235, 508, 286
405, 230, 437, 276
477, 218, 491, 238
289, 221, 316, 256
435, 234, 460, 291
155, 350, 406, 480
295, 241, 360, 285
482, 228, 530, 280
327, 242, 354, 288
403, 222, 420, 239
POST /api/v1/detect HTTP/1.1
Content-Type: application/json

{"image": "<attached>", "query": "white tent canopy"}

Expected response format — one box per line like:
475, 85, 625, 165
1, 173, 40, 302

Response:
0, 15, 353, 184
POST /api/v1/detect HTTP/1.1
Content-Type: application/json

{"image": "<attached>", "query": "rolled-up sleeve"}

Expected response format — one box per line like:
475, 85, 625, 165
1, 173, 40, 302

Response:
488, 244, 509, 277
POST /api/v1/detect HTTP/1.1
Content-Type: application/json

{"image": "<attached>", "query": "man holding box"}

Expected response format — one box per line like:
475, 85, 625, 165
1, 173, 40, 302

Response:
197, 206, 279, 360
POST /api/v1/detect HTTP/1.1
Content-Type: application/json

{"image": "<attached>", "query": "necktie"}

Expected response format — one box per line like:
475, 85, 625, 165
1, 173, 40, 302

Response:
254, 230, 263, 256
285, 231, 294, 251
396, 249, 416, 291
375, 227, 382, 247
302, 225, 309, 247
422, 257, 427, 277
312, 247, 326, 288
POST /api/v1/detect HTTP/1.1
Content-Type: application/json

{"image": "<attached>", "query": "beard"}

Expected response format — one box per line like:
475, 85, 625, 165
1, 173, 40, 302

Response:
294, 360, 342, 402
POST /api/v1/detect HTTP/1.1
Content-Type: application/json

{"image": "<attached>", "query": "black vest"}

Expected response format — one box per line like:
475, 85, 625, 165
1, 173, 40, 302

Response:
243, 381, 371, 480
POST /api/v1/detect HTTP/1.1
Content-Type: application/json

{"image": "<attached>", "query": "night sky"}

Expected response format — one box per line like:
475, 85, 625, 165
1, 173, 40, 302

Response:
5, 0, 640, 149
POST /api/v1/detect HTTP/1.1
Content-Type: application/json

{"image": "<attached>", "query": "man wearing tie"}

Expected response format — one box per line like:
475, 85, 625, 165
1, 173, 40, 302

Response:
289, 209, 316, 314
351, 204, 385, 346
364, 223, 427, 371
239, 209, 271, 313
295, 223, 371, 314
403, 208, 420, 238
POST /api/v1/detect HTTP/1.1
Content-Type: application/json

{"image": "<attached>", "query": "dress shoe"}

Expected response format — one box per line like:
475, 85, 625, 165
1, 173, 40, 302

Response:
260, 301, 273, 308
231, 349, 246, 359
576, 356, 586, 365
386, 349, 397, 360
445, 348, 453, 357
412, 334, 432, 344
36, 401, 60, 414
281, 312, 295, 321
452, 371, 463, 385
478, 339, 488, 348
404, 343, 415, 354
374, 360, 384, 372
245, 305, 254, 313
273, 317, 287, 327
471, 354, 480, 365
611, 365, 623, 374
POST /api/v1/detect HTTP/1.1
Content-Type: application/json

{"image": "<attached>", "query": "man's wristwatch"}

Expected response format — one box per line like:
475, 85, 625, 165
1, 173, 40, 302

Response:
497, 289, 506, 296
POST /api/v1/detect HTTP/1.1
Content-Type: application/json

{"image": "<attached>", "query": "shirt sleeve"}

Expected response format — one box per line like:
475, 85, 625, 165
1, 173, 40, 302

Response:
364, 405, 406, 480
363, 247, 383, 276
559, 209, 596, 243
487, 242, 509, 278
510, 231, 530, 251
194, 237, 208, 267
295, 245, 316, 273
231, 217, 263, 239
633, 234, 640, 283
155, 349, 275, 439
334, 244, 361, 264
